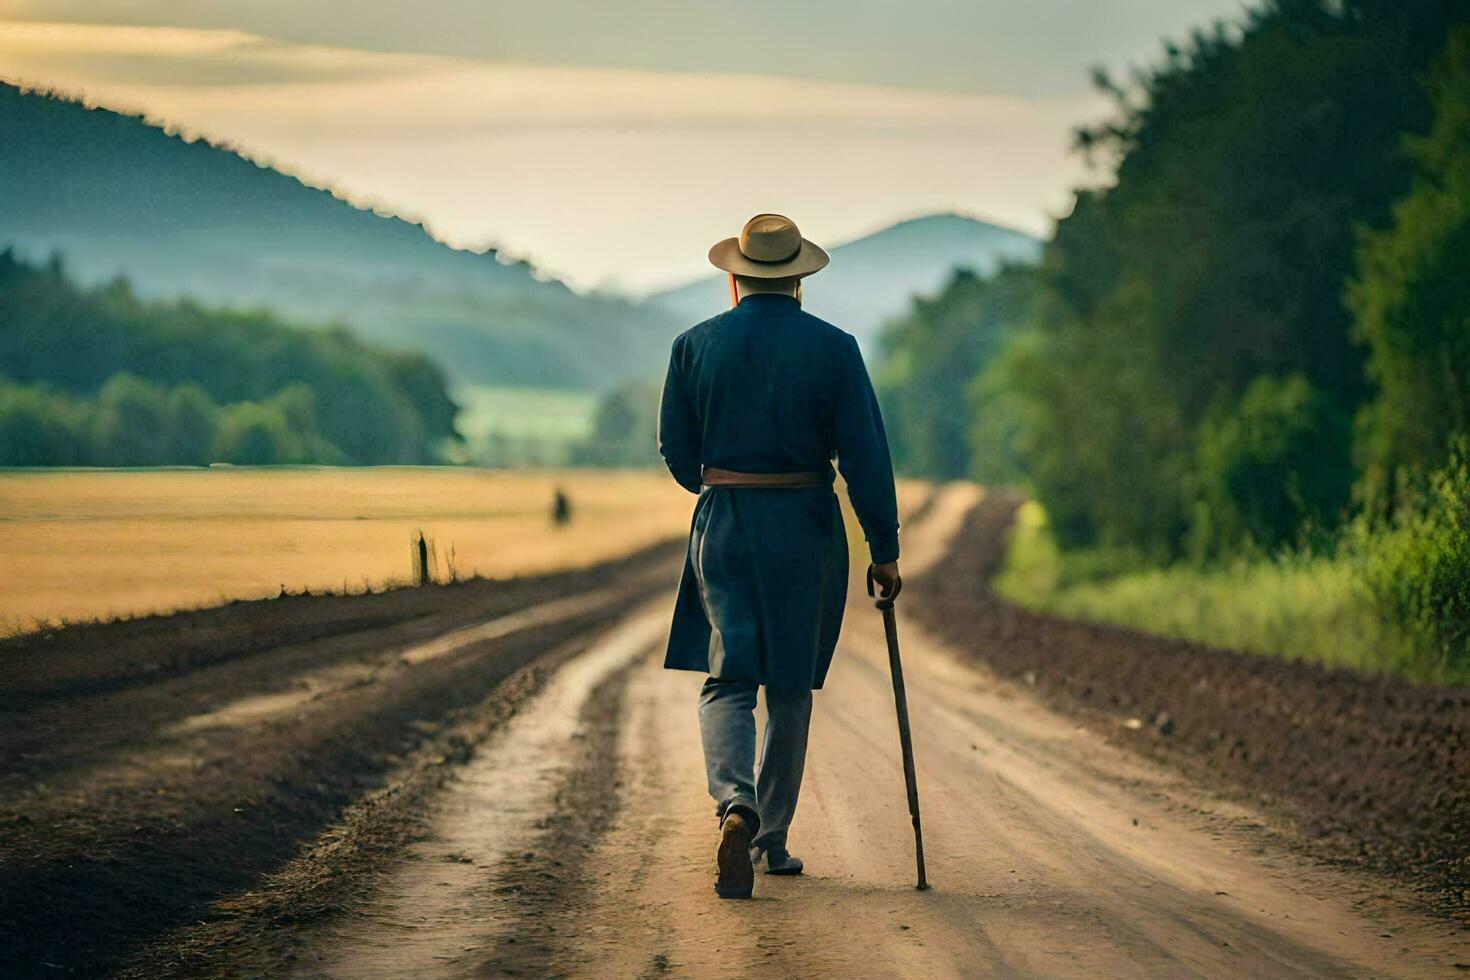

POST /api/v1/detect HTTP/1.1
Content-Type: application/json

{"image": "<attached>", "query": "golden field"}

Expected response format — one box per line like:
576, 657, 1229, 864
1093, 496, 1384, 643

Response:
0, 467, 932, 635
0, 468, 693, 634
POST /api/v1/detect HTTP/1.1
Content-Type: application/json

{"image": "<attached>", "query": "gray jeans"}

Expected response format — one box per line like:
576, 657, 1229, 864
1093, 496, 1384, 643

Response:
698, 677, 813, 851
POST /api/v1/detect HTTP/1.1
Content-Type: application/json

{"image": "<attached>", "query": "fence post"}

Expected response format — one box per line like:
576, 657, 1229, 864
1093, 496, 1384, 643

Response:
412, 530, 431, 586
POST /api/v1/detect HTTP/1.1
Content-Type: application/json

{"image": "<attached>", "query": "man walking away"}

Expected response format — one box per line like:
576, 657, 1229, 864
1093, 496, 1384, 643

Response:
658, 213, 902, 900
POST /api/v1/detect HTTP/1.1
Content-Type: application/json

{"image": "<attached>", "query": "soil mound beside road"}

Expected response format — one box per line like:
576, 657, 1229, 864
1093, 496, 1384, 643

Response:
908, 491, 1470, 917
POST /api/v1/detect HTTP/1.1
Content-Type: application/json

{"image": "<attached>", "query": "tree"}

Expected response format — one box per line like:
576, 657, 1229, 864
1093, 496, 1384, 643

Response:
166, 384, 219, 465
0, 251, 462, 464
0, 382, 85, 465
1003, 0, 1465, 556
876, 265, 1038, 480
88, 373, 175, 466
1348, 26, 1470, 502
968, 330, 1042, 487
212, 402, 304, 465
1193, 374, 1352, 551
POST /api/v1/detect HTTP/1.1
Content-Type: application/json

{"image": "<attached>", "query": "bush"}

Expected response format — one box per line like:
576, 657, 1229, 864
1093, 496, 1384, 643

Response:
1359, 439, 1470, 677
997, 496, 1423, 679
1000, 441, 1470, 683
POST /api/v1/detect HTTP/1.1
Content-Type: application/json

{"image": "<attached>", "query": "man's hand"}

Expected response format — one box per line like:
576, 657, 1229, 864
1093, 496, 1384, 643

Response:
869, 561, 902, 600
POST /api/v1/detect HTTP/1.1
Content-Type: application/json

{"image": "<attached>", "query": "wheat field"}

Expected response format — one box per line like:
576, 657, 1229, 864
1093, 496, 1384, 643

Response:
0, 467, 932, 635
0, 468, 696, 634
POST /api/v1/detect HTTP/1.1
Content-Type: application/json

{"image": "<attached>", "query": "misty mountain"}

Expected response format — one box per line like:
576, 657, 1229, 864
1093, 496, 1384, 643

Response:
647, 213, 1041, 353
0, 83, 680, 389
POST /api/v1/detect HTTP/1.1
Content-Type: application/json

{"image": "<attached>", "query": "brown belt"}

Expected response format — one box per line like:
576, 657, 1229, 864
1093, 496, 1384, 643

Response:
701, 466, 829, 488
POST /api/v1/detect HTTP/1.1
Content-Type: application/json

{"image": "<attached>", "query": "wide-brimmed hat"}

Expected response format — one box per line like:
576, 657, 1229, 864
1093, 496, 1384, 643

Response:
708, 213, 830, 279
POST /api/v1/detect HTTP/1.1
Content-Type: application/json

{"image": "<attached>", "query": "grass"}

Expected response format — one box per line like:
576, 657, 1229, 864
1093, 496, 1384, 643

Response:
995, 500, 1426, 679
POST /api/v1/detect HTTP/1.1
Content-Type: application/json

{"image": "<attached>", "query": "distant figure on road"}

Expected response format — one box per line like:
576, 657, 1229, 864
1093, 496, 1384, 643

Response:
658, 213, 901, 900
551, 486, 572, 526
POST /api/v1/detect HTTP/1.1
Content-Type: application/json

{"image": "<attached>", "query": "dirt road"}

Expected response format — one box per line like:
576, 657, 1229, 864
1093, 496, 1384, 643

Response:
4, 485, 1464, 975
108, 485, 1464, 978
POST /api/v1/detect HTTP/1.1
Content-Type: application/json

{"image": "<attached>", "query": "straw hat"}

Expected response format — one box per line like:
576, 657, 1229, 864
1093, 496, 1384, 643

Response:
708, 213, 830, 279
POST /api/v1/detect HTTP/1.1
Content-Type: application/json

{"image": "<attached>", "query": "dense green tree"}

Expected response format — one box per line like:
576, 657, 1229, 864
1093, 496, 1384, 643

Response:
874, 0, 1466, 562
166, 384, 220, 465
1193, 374, 1352, 551
0, 373, 377, 467
967, 331, 1039, 487
265, 383, 348, 464
212, 402, 304, 465
1008, 0, 1465, 555
1348, 26, 1470, 501
0, 383, 85, 465
88, 374, 176, 467
387, 354, 462, 457
997, 280, 1194, 552
876, 265, 1038, 480
0, 251, 461, 464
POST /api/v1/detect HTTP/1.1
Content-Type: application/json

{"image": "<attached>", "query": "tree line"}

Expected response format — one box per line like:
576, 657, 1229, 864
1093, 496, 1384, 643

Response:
876, 1, 1469, 673
0, 251, 461, 466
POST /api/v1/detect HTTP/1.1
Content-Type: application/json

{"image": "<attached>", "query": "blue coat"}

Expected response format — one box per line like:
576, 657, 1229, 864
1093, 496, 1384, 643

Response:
658, 293, 900, 691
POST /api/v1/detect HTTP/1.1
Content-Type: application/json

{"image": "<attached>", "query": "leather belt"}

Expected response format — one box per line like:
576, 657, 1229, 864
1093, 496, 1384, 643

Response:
701, 465, 829, 488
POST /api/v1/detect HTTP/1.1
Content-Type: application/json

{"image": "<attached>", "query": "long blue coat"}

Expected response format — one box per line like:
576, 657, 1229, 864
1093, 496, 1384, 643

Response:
658, 293, 900, 691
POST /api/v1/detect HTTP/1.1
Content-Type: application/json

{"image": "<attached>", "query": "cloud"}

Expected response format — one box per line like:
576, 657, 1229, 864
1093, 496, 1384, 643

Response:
0, 0, 1249, 98
0, 20, 431, 87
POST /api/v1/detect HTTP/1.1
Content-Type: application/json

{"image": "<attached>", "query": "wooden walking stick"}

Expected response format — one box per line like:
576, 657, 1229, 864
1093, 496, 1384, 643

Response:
868, 565, 930, 890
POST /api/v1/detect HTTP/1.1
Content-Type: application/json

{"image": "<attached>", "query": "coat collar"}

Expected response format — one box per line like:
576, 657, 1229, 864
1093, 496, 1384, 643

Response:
736, 293, 800, 309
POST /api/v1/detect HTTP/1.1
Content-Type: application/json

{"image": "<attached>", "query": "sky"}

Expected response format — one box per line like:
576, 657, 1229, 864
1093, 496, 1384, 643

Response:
0, 1, 1248, 292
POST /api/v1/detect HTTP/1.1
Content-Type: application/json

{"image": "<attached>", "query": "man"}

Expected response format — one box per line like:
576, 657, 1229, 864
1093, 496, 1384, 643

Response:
658, 213, 902, 900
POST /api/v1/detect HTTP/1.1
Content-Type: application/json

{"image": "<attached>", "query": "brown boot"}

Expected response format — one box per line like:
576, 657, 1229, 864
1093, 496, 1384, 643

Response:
714, 811, 755, 899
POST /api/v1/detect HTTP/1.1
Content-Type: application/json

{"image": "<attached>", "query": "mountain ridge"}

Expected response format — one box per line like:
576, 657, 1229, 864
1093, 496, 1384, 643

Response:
0, 81, 681, 389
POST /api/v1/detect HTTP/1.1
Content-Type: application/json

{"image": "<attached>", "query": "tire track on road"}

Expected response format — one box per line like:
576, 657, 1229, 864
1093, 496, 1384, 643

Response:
1, 551, 680, 976
277, 607, 669, 977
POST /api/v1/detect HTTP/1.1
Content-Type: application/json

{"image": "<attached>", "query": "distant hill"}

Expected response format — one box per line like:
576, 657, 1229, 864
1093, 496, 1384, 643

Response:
648, 213, 1041, 353
0, 83, 681, 389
